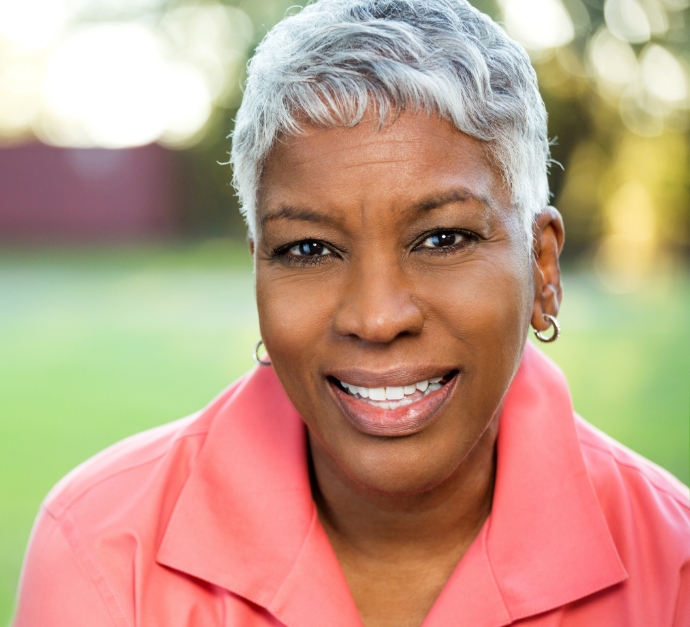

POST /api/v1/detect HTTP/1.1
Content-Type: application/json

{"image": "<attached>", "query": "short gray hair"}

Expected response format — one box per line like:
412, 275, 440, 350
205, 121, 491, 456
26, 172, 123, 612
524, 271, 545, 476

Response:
231, 0, 551, 239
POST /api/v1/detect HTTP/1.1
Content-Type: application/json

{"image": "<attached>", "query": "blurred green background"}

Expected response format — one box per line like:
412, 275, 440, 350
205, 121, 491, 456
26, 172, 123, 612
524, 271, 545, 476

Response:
1, 0, 689, 624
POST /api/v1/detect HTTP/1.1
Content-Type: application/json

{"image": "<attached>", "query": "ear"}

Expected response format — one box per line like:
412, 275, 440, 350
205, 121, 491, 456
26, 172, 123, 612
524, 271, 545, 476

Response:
531, 207, 565, 333
248, 237, 256, 257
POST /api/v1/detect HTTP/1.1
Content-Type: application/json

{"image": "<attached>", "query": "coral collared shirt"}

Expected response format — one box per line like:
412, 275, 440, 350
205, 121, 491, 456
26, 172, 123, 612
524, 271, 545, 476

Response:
13, 344, 690, 626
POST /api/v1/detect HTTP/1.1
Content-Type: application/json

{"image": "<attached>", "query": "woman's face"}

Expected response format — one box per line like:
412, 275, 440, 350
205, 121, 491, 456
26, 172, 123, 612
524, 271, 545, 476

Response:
254, 112, 539, 496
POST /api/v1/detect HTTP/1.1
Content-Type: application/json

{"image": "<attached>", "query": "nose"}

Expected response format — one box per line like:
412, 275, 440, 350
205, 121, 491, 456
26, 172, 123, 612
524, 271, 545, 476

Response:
333, 259, 425, 343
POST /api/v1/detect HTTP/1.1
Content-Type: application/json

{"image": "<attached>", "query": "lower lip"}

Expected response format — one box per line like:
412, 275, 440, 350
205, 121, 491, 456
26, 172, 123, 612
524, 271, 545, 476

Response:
329, 376, 458, 437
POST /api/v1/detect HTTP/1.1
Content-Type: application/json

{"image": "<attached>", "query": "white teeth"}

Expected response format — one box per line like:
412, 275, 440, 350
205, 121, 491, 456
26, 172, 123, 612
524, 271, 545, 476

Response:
369, 387, 387, 401
339, 375, 449, 402
385, 386, 404, 400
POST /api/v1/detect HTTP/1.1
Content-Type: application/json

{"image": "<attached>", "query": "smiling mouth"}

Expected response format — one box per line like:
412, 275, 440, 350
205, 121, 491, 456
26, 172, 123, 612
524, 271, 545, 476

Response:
332, 372, 455, 408
328, 370, 459, 437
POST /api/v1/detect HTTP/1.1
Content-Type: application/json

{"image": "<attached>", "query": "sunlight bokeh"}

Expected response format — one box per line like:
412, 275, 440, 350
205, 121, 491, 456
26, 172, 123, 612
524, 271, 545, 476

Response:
0, 0, 253, 148
500, 0, 575, 51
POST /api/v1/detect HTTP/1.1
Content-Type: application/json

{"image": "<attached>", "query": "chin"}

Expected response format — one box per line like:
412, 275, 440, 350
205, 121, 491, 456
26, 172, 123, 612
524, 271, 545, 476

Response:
324, 407, 486, 499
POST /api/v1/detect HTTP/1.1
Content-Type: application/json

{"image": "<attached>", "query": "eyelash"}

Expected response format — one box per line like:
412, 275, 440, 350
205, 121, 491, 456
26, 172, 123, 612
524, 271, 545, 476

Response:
271, 241, 340, 266
413, 229, 478, 255
271, 229, 478, 266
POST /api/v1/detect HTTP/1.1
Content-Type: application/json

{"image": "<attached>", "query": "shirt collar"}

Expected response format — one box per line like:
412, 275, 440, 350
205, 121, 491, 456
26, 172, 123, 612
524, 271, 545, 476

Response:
156, 368, 361, 625
157, 343, 626, 627
484, 342, 627, 622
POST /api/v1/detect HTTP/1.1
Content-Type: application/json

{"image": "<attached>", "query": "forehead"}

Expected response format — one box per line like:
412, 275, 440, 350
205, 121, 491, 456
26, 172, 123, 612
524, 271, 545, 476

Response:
258, 111, 510, 220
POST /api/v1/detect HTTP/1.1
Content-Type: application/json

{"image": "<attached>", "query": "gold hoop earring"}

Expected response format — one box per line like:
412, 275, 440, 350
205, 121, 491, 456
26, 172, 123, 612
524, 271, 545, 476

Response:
252, 339, 272, 366
534, 314, 560, 343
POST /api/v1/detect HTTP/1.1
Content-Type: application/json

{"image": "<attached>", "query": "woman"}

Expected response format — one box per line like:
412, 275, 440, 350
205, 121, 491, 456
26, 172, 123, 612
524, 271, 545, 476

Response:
13, 1, 689, 626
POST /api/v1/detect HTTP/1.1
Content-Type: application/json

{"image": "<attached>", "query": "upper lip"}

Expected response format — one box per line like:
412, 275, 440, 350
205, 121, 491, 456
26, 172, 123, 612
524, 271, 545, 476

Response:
325, 365, 457, 388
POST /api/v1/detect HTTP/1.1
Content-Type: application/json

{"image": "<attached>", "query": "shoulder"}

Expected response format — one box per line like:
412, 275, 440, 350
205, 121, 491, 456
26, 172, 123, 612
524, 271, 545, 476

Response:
575, 414, 689, 511
43, 378, 244, 523
43, 415, 206, 522
13, 378, 248, 627
574, 414, 690, 553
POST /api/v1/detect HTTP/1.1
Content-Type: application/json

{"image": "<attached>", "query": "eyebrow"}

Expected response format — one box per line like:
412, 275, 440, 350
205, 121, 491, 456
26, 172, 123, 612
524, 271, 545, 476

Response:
260, 205, 338, 230
259, 187, 493, 229
408, 188, 493, 214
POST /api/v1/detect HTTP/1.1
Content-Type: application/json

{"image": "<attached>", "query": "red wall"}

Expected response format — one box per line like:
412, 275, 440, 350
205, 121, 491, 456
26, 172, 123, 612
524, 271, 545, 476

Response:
0, 143, 177, 242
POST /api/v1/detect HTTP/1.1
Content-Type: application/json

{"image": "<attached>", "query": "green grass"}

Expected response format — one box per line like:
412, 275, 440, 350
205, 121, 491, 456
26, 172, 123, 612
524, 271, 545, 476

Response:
0, 244, 688, 624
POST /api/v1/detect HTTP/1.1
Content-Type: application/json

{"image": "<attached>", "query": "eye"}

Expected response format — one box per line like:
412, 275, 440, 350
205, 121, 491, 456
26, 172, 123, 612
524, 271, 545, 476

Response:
418, 231, 466, 249
287, 241, 332, 257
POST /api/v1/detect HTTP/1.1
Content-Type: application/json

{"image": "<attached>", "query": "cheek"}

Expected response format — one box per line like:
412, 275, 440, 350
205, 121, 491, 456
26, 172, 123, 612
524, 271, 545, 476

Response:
255, 270, 340, 372
255, 269, 349, 453
427, 252, 531, 343
418, 251, 532, 412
